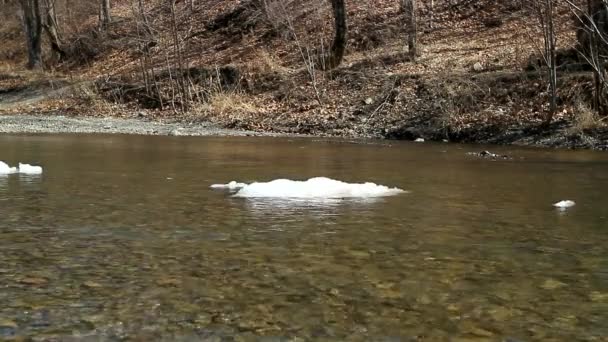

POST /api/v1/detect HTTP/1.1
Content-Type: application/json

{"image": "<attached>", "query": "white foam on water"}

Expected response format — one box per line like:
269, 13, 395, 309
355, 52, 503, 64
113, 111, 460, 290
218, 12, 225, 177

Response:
18, 163, 43, 175
0, 161, 18, 175
211, 177, 405, 198
553, 200, 575, 209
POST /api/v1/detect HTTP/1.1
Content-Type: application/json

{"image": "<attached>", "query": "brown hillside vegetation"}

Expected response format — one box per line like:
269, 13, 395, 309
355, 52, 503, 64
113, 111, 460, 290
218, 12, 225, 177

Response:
1, 0, 608, 148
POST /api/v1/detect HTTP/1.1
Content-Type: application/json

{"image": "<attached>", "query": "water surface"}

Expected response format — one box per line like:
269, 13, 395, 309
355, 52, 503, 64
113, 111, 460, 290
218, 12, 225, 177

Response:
1, 134, 607, 341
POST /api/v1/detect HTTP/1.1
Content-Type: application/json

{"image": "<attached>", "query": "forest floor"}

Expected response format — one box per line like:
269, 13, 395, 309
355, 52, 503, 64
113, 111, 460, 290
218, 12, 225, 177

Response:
1, 0, 608, 150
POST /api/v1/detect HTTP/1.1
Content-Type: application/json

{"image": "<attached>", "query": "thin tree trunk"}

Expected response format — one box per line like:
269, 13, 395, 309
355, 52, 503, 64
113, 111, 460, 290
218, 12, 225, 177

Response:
547, 0, 557, 124
19, 0, 43, 69
327, 0, 346, 70
587, 0, 603, 114
100, 0, 111, 29
429, 0, 434, 30
402, 0, 417, 61
170, 0, 190, 110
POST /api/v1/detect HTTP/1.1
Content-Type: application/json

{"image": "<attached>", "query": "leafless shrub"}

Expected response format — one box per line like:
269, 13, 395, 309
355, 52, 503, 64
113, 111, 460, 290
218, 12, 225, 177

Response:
522, 0, 558, 124
260, 0, 331, 104
566, 0, 608, 116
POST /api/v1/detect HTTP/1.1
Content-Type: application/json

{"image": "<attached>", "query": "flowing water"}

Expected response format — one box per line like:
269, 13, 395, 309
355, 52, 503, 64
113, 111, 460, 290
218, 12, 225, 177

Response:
1, 134, 607, 341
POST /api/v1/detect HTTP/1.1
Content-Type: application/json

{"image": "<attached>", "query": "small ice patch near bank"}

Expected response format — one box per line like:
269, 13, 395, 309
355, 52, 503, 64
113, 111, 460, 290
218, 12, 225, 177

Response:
211, 177, 405, 198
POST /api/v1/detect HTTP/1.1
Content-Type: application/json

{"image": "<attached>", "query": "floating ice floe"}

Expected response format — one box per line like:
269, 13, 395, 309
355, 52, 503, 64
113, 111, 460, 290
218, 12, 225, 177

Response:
553, 200, 575, 209
18, 163, 43, 175
0, 161, 18, 175
211, 177, 405, 198
0, 161, 43, 175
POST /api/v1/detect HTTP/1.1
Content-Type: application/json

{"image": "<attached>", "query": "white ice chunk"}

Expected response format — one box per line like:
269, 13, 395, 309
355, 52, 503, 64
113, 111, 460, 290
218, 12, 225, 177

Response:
210, 181, 248, 190
213, 177, 405, 198
0, 161, 18, 175
553, 200, 575, 209
18, 163, 43, 175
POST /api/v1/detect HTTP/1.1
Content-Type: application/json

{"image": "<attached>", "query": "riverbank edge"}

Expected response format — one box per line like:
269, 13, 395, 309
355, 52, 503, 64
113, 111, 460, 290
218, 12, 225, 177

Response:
0, 114, 291, 137
1, 114, 607, 151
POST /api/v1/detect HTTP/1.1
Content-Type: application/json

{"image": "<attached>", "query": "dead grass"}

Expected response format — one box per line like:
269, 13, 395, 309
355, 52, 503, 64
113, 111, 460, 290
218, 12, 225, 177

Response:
196, 91, 260, 118
246, 48, 294, 75
569, 100, 605, 133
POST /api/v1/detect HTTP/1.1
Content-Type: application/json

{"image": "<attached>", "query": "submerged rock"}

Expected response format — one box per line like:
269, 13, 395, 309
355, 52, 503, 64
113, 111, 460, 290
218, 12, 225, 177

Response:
589, 291, 608, 302
18, 277, 48, 286
0, 322, 17, 339
0, 320, 17, 329
82, 281, 103, 289
156, 278, 182, 287
540, 278, 567, 290
466, 150, 510, 160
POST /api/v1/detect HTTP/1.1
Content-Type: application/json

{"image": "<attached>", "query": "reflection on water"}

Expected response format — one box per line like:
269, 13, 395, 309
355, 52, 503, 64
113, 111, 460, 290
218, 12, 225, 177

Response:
1, 134, 608, 341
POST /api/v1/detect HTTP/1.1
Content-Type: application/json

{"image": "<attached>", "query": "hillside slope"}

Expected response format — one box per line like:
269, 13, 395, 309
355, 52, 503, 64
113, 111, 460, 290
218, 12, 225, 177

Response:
1, 0, 607, 149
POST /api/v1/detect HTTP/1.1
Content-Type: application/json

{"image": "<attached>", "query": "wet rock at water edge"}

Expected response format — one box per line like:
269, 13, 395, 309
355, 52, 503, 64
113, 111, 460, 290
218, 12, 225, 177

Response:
169, 128, 185, 136
467, 150, 511, 160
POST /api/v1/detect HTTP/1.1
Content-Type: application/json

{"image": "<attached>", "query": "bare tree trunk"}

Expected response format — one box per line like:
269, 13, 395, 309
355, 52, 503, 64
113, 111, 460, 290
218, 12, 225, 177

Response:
99, 0, 111, 29
545, 0, 557, 124
402, 0, 417, 60
170, 0, 190, 110
429, 0, 434, 30
587, 0, 607, 115
19, 0, 43, 69
327, 0, 346, 70
42, 0, 65, 61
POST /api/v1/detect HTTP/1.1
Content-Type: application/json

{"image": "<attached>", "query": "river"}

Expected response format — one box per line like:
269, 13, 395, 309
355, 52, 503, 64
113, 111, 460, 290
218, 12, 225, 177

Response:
1, 134, 607, 340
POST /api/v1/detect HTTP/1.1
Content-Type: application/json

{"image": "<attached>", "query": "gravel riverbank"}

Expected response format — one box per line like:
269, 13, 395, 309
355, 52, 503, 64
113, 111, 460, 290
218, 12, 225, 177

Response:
0, 115, 279, 137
